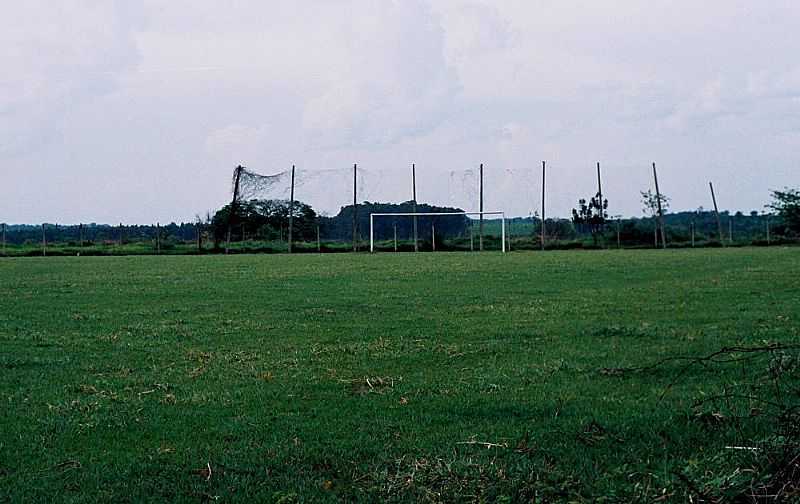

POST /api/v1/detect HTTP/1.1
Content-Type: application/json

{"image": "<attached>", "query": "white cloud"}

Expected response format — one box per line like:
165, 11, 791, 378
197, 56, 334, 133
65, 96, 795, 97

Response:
2, 0, 799, 223
0, 1, 143, 157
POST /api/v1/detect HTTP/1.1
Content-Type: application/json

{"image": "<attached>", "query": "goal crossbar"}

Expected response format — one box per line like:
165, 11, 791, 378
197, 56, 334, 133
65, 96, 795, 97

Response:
369, 211, 506, 253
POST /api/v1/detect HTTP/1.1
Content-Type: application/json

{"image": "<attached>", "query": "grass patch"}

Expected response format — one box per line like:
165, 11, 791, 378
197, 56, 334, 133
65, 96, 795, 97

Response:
0, 248, 798, 501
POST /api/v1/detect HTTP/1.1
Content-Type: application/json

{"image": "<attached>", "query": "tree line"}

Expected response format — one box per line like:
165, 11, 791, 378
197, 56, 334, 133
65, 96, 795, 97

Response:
2, 188, 798, 248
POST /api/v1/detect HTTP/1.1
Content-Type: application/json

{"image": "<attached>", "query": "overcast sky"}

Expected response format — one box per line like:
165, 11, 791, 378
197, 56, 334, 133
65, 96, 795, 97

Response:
2, 1, 798, 223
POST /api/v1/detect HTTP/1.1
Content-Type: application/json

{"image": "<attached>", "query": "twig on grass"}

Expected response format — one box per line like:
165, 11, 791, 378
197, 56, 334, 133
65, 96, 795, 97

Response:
456, 440, 508, 449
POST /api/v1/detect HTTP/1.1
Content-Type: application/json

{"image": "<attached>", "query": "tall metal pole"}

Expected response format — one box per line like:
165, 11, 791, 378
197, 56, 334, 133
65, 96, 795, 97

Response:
766, 215, 771, 245
729, 216, 733, 244
431, 222, 436, 252
196, 219, 202, 252
709, 182, 724, 244
541, 161, 546, 251
352, 164, 358, 252
652, 163, 666, 249
597, 162, 604, 247
479, 163, 484, 251
226, 165, 243, 254
596, 162, 603, 213
470, 222, 474, 252
42, 224, 47, 257
288, 165, 295, 254
412, 163, 418, 252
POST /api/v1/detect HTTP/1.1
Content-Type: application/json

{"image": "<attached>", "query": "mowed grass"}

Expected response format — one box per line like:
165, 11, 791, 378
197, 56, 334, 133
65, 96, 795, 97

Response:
1, 249, 798, 502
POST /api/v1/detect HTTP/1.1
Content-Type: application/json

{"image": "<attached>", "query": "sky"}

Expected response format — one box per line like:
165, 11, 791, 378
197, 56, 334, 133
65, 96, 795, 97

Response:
2, 0, 799, 224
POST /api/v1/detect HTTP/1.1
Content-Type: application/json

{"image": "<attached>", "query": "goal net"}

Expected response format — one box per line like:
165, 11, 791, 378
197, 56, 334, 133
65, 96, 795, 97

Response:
369, 211, 506, 253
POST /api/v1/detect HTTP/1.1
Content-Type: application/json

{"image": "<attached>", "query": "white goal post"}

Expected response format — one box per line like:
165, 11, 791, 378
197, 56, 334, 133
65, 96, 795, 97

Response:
369, 211, 506, 253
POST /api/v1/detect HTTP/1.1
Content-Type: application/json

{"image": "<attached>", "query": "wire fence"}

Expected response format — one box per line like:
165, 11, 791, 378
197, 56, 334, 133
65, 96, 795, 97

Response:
0, 162, 791, 256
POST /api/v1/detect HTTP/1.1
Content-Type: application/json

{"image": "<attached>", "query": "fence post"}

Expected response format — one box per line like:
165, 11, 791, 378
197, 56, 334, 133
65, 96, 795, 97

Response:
288, 165, 295, 254
470, 222, 474, 252
541, 161, 546, 251
412, 163, 418, 253
352, 164, 358, 252
479, 163, 484, 251
766, 216, 771, 245
729, 216, 733, 244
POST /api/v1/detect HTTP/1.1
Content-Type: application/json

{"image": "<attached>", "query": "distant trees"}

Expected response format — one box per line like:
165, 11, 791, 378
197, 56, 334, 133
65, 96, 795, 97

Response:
769, 188, 800, 235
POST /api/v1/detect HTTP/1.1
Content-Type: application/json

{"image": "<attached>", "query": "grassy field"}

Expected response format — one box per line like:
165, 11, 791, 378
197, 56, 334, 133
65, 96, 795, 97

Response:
1, 249, 798, 502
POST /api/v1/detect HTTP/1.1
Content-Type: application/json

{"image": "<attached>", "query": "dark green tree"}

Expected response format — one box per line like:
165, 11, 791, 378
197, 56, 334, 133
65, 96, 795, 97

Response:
211, 199, 317, 243
769, 188, 800, 235
572, 192, 608, 242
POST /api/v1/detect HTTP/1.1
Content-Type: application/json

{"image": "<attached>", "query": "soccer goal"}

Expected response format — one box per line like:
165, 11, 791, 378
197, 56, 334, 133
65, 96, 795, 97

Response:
369, 211, 506, 253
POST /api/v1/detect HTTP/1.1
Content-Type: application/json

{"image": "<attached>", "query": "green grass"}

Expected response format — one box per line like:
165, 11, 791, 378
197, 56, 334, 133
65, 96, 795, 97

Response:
1, 249, 798, 502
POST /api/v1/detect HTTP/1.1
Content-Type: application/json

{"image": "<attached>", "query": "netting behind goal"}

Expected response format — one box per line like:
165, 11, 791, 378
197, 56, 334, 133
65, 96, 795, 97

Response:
227, 163, 537, 250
